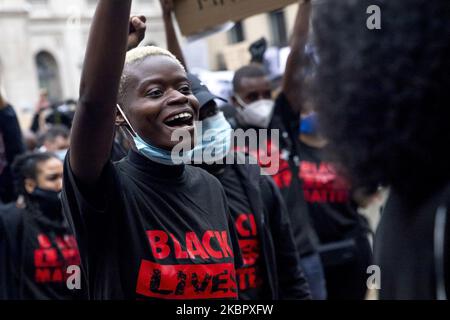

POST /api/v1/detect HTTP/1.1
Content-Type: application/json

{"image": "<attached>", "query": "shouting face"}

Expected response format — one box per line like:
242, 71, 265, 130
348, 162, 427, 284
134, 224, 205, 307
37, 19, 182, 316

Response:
117, 55, 200, 150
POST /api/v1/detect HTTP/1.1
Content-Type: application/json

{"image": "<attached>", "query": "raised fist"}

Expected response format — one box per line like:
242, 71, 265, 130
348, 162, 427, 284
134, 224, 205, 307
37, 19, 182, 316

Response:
127, 15, 147, 51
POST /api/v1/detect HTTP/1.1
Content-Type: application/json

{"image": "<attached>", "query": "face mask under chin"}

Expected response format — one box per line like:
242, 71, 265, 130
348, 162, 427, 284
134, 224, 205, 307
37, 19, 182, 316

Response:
116, 104, 194, 165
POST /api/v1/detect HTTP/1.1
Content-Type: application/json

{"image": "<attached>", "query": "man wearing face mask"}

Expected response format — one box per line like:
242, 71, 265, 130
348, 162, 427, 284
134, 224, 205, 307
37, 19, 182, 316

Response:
231, 65, 275, 130
190, 74, 311, 300
298, 110, 373, 300
0, 152, 83, 300
38, 125, 70, 161
229, 0, 326, 300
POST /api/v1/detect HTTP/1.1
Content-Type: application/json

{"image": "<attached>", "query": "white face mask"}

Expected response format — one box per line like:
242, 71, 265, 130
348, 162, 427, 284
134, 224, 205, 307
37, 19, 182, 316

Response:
235, 96, 275, 128
54, 149, 68, 161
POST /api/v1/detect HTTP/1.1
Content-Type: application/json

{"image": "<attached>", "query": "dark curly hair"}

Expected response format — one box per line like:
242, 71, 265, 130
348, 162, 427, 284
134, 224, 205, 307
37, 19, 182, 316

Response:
311, 0, 450, 200
11, 152, 57, 204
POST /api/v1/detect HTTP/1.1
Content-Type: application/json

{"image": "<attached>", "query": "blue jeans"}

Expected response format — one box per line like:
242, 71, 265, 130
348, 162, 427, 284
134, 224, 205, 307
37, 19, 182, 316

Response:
300, 252, 327, 300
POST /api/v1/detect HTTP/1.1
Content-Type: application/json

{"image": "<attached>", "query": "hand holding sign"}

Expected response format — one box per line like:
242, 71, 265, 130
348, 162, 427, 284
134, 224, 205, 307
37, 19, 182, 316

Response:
173, 0, 297, 37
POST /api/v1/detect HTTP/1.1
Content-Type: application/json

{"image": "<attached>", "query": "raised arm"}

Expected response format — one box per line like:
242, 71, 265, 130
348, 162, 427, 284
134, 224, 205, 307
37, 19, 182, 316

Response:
160, 0, 187, 69
282, 0, 312, 112
70, 0, 132, 184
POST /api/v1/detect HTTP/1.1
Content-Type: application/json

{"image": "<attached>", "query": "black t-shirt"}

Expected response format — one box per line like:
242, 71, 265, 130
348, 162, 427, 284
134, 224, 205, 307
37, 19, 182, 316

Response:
217, 165, 266, 300
110, 140, 127, 162
0, 203, 82, 300
375, 184, 450, 299
298, 141, 368, 243
62, 150, 240, 300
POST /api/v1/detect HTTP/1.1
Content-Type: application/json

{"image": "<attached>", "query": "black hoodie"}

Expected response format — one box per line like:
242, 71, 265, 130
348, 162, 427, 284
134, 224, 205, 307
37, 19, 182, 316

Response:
0, 201, 83, 300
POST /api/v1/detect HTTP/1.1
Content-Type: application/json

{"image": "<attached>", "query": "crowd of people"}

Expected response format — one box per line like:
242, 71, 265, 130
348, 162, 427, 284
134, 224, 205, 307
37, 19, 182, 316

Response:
0, 0, 448, 300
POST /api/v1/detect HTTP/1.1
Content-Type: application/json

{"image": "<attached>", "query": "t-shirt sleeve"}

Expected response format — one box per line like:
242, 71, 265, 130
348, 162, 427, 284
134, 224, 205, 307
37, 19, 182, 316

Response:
61, 153, 122, 272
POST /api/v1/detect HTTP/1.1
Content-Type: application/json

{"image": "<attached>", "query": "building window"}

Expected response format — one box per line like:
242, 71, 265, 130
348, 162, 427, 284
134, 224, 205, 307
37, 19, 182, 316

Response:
35, 51, 62, 103
269, 10, 288, 47
228, 21, 245, 44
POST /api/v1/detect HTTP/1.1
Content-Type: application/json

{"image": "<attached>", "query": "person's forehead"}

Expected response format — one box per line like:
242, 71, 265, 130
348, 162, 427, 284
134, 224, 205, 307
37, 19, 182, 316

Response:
238, 76, 271, 92
54, 135, 69, 142
126, 55, 187, 84
38, 158, 63, 174
45, 135, 67, 146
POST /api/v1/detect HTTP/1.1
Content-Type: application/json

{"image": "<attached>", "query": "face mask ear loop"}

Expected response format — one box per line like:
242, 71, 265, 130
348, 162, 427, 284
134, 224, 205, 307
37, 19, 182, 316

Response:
116, 104, 137, 138
234, 95, 247, 109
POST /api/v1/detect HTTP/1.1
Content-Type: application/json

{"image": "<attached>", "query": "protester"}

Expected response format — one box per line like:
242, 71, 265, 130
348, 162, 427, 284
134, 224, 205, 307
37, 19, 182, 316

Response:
38, 125, 70, 161
193, 73, 311, 300
160, 0, 311, 300
267, 1, 374, 299
1, 0, 444, 303
0, 88, 25, 204
297, 110, 373, 299
61, 1, 241, 300
0, 152, 82, 300
312, 0, 450, 299
229, 0, 327, 300
271, 0, 372, 300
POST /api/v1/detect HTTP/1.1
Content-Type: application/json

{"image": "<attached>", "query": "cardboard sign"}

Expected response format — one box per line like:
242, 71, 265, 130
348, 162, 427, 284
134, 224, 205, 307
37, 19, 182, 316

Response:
174, 0, 298, 37
222, 41, 252, 71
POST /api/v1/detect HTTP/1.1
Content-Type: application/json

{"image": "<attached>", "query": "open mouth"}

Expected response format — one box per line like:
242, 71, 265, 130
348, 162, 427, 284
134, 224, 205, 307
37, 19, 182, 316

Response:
163, 112, 194, 128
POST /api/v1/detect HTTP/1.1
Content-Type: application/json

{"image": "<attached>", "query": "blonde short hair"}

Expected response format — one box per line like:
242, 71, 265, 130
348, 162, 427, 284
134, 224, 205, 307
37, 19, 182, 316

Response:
118, 46, 185, 105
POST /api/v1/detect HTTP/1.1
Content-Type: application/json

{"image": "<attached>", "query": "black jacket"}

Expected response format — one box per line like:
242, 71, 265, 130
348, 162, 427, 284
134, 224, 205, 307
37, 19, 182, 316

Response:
225, 94, 319, 256
0, 203, 85, 300
0, 105, 25, 204
228, 153, 311, 300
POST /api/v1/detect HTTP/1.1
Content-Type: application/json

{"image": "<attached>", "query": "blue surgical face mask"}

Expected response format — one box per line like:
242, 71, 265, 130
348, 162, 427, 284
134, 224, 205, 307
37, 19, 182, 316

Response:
192, 111, 232, 164
116, 104, 193, 165
300, 112, 318, 135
